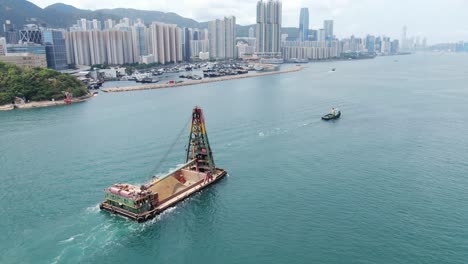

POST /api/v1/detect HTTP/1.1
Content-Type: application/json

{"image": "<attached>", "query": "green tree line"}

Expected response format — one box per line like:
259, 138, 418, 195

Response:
0, 62, 88, 105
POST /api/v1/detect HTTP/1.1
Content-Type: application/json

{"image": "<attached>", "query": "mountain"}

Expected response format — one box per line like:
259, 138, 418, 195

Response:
0, 1, 298, 38
96, 8, 202, 28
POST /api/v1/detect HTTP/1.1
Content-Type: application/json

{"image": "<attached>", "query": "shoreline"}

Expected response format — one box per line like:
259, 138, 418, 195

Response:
102, 65, 304, 93
0, 93, 94, 111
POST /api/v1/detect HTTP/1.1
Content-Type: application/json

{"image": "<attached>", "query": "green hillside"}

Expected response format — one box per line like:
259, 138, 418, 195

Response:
0, 61, 88, 105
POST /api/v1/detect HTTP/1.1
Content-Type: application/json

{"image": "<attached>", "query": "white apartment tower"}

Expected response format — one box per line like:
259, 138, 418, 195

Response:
256, 0, 282, 54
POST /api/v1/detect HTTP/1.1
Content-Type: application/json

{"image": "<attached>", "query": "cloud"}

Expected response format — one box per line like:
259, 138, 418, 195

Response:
27, 0, 468, 42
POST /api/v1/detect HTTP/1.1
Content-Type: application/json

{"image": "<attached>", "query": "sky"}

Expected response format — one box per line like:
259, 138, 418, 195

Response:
29, 0, 468, 43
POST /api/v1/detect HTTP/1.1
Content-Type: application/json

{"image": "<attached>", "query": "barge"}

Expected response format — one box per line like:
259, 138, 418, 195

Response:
100, 107, 227, 222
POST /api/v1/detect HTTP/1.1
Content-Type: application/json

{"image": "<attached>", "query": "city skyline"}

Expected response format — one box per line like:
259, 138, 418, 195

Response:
27, 0, 468, 43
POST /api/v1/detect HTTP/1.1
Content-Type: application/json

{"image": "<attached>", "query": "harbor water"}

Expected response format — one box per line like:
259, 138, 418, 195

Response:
1, 53, 468, 263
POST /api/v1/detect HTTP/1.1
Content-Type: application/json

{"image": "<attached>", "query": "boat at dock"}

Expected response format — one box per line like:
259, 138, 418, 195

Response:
100, 107, 227, 222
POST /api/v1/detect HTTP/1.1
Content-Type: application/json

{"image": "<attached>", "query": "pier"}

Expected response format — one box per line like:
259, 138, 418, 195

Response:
101, 65, 304, 93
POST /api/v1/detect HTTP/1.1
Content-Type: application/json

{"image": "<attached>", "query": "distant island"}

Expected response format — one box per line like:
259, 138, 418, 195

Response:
0, 61, 89, 107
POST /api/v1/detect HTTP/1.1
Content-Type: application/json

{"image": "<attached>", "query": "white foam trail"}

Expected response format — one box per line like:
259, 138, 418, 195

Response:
85, 204, 100, 214
59, 233, 84, 244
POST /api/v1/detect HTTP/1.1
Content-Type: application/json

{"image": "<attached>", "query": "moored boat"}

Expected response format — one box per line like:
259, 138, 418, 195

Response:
100, 107, 227, 222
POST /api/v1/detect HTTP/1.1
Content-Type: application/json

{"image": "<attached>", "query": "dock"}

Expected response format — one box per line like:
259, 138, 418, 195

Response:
101, 66, 304, 93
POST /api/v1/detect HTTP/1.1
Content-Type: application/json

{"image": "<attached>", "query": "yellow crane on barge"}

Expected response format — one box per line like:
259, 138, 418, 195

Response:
100, 106, 227, 222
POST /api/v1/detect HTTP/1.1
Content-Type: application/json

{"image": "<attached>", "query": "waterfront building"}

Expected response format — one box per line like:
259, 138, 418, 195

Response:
281, 40, 339, 61
6, 44, 46, 55
208, 16, 236, 60
256, 0, 282, 55
324, 20, 334, 41
0, 53, 47, 68
42, 29, 68, 70
299, 8, 309, 42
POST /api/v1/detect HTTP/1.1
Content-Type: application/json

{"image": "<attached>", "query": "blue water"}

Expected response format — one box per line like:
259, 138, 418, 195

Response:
1, 53, 468, 264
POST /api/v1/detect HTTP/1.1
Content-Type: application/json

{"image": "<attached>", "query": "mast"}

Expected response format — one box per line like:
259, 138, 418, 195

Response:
185, 106, 215, 173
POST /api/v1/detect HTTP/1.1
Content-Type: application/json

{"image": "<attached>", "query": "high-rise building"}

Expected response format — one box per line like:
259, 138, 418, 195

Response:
182, 28, 191, 61
299, 8, 309, 42
120, 18, 132, 27
317, 29, 325, 42
67, 31, 91, 65
324, 20, 334, 41
0, 37, 7, 56
19, 24, 42, 44
103, 29, 134, 65
104, 19, 116, 30
3, 20, 19, 44
309, 29, 317, 41
132, 22, 148, 61
249, 27, 254, 38
365, 35, 375, 53
208, 16, 236, 60
149, 22, 182, 64
401, 26, 407, 51
42, 29, 68, 70
256, 0, 282, 55
88, 30, 107, 65
91, 19, 102, 30
391, 39, 399, 54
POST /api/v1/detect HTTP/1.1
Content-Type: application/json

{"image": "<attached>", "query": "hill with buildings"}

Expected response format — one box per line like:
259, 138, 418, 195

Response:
0, 61, 88, 105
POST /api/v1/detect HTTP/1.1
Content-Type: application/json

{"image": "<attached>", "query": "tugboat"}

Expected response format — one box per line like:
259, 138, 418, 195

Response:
100, 107, 227, 222
322, 108, 341, 120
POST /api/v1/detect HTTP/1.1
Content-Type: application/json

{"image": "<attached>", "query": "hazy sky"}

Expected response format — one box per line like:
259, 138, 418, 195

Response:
29, 0, 468, 43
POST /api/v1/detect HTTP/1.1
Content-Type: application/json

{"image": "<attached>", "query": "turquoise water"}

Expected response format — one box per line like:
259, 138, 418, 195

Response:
1, 53, 468, 263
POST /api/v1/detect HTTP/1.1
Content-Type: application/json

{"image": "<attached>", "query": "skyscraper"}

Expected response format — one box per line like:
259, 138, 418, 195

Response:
256, 0, 282, 54
0, 37, 7, 56
249, 27, 254, 38
208, 16, 236, 60
3, 20, 19, 44
42, 29, 68, 70
299, 8, 309, 42
401, 26, 407, 51
19, 24, 42, 44
365, 35, 376, 53
324, 20, 334, 41
131, 22, 148, 60
149, 22, 182, 64
104, 19, 116, 30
